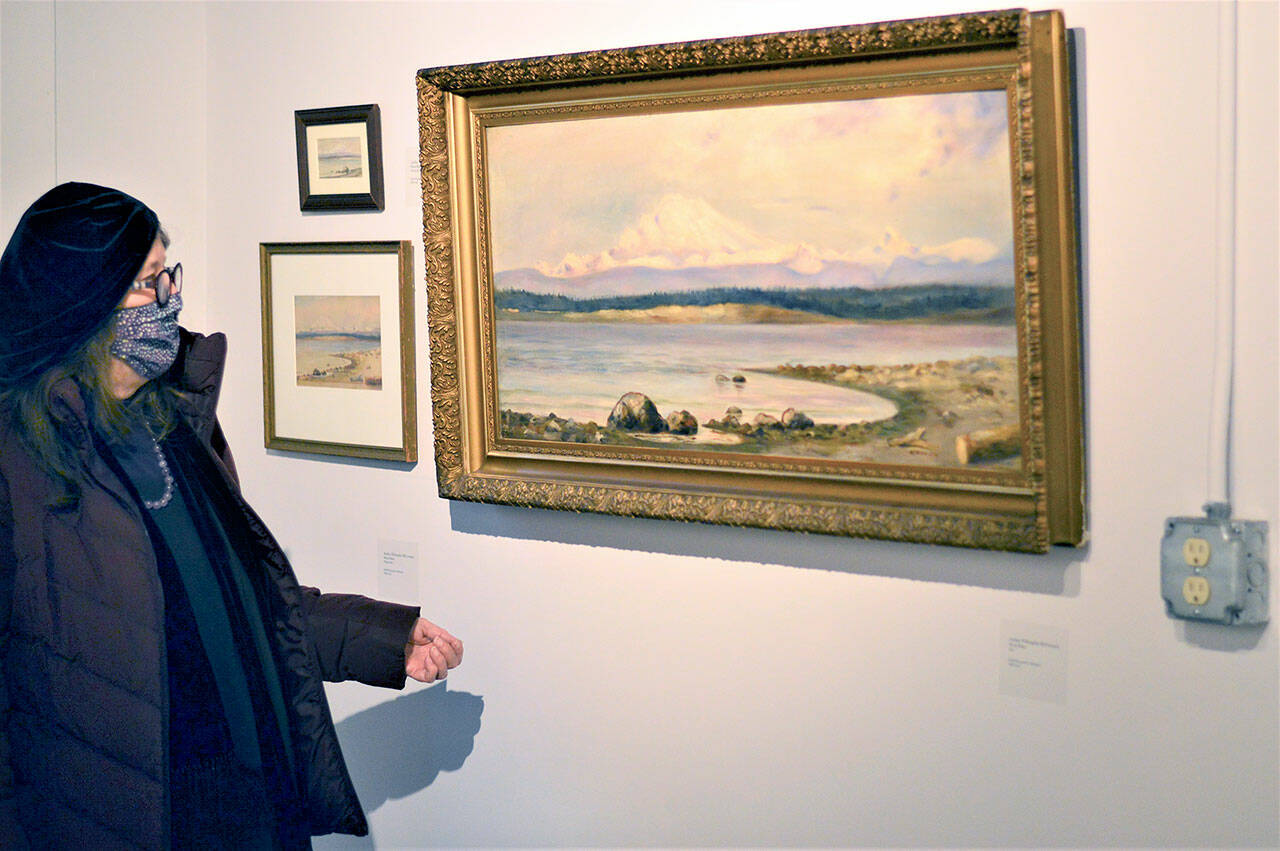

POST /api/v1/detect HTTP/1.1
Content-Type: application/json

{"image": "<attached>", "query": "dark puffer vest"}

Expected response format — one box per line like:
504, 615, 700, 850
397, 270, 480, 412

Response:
0, 330, 419, 849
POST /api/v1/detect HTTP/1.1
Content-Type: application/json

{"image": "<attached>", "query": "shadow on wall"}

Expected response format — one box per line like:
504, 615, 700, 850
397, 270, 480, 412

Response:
334, 682, 484, 816
450, 500, 1086, 597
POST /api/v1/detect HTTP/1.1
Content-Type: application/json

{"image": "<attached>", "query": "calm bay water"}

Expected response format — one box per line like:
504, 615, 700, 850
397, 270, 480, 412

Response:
297, 336, 380, 356
318, 153, 363, 179
496, 320, 1015, 427
295, 335, 381, 375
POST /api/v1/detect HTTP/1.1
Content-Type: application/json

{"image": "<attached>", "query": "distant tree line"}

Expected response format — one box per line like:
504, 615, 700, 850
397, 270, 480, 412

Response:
494, 284, 1015, 322
295, 330, 382, 341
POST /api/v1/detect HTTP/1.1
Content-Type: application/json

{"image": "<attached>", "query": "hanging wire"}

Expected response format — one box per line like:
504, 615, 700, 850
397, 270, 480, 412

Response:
1207, 0, 1237, 513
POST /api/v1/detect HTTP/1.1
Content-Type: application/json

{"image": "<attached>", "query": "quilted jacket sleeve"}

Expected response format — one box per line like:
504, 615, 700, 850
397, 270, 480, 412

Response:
296, 589, 420, 689
171, 331, 421, 692
0, 470, 31, 849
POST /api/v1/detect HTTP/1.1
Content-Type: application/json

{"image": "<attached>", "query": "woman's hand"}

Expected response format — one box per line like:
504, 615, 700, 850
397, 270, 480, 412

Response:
405, 618, 463, 683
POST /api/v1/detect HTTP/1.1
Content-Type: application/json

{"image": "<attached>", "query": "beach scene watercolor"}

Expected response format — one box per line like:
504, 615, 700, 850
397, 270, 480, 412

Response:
294, 295, 383, 390
485, 89, 1022, 468
317, 136, 363, 179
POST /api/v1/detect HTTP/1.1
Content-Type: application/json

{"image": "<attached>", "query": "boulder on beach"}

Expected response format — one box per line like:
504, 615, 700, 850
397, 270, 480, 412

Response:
666, 410, 698, 435
781, 408, 814, 430
608, 392, 668, 433
956, 424, 1020, 465
560, 422, 588, 442
753, 412, 779, 428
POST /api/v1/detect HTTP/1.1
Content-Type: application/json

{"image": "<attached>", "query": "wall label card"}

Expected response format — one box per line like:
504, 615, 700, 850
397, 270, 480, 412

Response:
378, 538, 420, 604
999, 620, 1068, 704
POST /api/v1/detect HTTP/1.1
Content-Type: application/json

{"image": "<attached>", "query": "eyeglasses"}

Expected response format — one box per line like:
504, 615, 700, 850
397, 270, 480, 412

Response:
129, 263, 183, 306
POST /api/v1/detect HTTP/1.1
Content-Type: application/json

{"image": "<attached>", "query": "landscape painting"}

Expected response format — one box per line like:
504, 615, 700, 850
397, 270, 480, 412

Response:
294, 295, 383, 390
317, 136, 363, 179
485, 89, 1021, 469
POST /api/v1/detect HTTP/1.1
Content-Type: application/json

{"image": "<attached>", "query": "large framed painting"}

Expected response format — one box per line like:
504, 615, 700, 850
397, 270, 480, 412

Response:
260, 241, 416, 462
417, 9, 1084, 552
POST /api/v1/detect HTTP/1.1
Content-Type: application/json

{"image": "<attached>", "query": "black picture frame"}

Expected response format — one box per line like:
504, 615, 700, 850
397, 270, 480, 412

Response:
294, 103, 385, 211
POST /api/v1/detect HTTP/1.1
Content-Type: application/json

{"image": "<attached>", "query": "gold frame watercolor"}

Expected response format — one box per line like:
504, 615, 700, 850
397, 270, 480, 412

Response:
416, 9, 1084, 552
294, 104, 386, 211
260, 241, 417, 462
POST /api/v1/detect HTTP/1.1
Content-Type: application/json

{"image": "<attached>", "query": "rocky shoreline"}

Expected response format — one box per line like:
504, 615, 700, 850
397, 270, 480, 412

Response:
500, 354, 1020, 466
296, 348, 383, 390
765, 355, 1019, 465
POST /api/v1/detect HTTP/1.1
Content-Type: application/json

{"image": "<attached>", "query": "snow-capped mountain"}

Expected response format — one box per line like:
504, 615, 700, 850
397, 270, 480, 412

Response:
503, 194, 1013, 297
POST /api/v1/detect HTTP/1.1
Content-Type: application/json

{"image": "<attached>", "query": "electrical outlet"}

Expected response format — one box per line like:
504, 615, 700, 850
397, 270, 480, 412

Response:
1161, 503, 1268, 626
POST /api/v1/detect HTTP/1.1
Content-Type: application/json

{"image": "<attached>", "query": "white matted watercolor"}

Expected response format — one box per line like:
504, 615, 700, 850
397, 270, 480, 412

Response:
306, 121, 371, 196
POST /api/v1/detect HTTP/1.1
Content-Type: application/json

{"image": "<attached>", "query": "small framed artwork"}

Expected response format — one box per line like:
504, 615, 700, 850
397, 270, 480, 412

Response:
260, 241, 416, 461
294, 104, 385, 210
417, 9, 1084, 552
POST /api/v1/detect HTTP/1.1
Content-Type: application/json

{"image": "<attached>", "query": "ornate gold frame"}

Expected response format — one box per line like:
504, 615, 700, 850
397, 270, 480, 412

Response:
416, 9, 1083, 552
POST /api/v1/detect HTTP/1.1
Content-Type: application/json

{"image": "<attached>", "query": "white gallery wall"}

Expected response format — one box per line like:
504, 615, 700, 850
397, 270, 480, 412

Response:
2, 1, 1278, 847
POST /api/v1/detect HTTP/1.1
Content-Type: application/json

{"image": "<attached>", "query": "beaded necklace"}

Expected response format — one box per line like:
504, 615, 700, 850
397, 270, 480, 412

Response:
141, 431, 175, 510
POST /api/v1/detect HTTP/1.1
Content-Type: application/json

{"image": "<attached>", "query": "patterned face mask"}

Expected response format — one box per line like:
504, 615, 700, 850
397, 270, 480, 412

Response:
110, 292, 183, 380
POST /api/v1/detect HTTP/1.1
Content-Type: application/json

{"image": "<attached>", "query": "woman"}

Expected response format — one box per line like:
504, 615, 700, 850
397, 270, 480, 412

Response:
0, 182, 462, 849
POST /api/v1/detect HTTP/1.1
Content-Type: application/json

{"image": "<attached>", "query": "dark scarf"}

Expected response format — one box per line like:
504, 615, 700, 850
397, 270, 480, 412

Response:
103, 416, 310, 849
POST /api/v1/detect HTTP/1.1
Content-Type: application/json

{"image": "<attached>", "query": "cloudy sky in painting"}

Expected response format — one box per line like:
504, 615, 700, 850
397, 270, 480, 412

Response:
317, 136, 362, 157
485, 89, 1014, 279
295, 295, 381, 334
